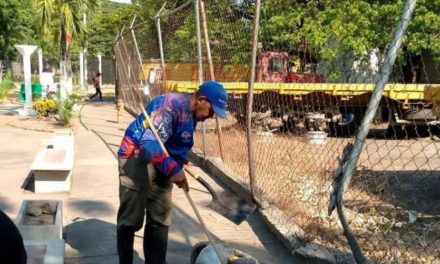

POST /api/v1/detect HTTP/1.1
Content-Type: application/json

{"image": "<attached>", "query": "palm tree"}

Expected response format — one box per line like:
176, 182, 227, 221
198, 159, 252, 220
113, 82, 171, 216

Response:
32, 0, 99, 82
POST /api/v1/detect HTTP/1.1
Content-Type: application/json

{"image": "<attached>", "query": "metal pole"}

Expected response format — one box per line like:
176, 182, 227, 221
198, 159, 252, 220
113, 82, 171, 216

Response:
156, 3, 167, 72
195, 0, 207, 162
38, 49, 44, 97
38, 48, 43, 77
246, 0, 261, 199
156, 17, 166, 95
83, 13, 88, 91
116, 40, 138, 113
119, 34, 142, 112
98, 54, 102, 88
80, 51, 84, 90
200, 0, 225, 162
130, 15, 148, 88
335, 1, 417, 263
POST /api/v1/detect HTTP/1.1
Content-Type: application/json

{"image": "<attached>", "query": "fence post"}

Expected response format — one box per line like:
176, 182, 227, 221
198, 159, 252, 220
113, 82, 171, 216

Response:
246, 0, 261, 199
130, 15, 149, 97
332, 0, 417, 263
199, 0, 225, 162
194, 0, 208, 162
156, 2, 167, 94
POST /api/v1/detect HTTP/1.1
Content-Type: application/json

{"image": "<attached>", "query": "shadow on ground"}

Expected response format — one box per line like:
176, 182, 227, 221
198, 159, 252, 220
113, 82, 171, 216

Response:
64, 218, 144, 264
21, 171, 35, 192
68, 200, 114, 217
0, 195, 14, 213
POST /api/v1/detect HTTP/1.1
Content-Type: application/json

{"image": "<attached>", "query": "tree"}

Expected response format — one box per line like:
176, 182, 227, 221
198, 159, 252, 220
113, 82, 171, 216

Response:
32, 0, 99, 79
259, 0, 440, 82
87, 2, 135, 56
0, 0, 38, 60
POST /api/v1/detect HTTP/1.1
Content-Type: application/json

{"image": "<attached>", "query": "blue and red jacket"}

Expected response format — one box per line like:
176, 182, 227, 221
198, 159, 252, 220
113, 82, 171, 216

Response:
117, 93, 196, 178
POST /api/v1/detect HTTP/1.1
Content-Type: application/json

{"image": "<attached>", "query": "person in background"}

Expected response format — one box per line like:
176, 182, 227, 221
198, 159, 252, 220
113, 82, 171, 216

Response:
90, 72, 102, 101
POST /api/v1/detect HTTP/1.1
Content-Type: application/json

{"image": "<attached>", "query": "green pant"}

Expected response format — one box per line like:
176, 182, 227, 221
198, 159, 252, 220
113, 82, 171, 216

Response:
117, 156, 173, 229
117, 157, 173, 264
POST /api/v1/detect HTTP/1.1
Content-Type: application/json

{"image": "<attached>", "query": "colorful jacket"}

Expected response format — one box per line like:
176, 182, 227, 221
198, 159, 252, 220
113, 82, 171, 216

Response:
117, 93, 196, 177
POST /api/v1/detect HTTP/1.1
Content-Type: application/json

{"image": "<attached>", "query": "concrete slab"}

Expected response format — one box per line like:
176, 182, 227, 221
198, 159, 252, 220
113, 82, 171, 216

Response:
24, 239, 65, 264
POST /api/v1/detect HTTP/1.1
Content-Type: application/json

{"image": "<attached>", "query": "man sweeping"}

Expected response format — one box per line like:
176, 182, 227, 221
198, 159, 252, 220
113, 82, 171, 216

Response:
116, 81, 228, 264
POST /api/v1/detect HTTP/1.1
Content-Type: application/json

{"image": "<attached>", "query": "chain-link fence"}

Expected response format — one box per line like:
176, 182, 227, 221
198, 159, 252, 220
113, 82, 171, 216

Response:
114, 0, 440, 262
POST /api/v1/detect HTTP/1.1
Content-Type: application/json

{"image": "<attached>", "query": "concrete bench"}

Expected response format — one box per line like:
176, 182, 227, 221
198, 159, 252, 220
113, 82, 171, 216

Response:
24, 239, 65, 264
16, 200, 65, 263
31, 130, 74, 193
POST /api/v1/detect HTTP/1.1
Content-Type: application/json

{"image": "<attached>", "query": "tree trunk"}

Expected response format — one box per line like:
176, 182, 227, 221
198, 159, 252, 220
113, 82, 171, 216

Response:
59, 23, 73, 99
0, 60, 3, 82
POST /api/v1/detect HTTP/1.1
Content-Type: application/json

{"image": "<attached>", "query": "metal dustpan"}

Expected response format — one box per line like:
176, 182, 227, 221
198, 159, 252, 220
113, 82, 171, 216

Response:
187, 171, 256, 225
208, 192, 256, 225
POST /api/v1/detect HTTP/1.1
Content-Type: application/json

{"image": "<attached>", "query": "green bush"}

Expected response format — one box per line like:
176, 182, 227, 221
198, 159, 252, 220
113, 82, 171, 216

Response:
59, 98, 75, 126
32, 99, 58, 117
50, 88, 83, 126
58, 91, 82, 126
0, 74, 15, 100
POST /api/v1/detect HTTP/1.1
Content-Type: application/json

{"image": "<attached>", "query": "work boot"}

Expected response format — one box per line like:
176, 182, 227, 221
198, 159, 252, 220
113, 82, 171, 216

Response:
117, 226, 135, 264
143, 223, 169, 264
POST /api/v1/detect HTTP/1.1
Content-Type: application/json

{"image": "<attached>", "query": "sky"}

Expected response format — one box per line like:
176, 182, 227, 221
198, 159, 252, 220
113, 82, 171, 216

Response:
109, 0, 131, 3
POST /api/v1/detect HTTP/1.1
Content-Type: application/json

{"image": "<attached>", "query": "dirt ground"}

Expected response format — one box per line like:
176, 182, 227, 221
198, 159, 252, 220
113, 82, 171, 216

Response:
194, 126, 440, 263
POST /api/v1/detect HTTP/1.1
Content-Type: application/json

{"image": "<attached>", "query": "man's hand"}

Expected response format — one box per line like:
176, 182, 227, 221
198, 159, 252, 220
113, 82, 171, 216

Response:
171, 170, 189, 192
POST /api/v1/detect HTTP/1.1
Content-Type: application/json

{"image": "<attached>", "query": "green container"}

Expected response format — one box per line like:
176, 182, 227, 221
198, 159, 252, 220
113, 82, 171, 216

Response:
18, 83, 43, 102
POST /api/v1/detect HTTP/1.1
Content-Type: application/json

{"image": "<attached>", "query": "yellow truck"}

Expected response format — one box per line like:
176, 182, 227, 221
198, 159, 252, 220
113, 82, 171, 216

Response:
144, 55, 440, 137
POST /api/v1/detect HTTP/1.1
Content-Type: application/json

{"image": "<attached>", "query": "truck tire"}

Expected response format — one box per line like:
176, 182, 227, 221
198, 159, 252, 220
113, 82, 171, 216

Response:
386, 124, 405, 138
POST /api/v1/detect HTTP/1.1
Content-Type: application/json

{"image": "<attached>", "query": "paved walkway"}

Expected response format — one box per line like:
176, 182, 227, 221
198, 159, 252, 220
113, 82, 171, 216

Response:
0, 100, 298, 264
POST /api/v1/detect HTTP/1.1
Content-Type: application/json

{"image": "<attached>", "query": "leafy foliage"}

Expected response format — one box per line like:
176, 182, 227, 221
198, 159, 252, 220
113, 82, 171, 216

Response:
127, 0, 438, 81
32, 98, 59, 117
86, 2, 135, 56
0, 0, 38, 60
32, 0, 100, 78
259, 0, 440, 79
59, 97, 75, 126
58, 88, 83, 126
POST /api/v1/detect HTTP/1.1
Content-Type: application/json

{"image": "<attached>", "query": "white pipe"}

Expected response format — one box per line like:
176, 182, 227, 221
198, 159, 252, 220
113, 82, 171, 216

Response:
80, 51, 84, 90
98, 54, 102, 88
15, 45, 37, 116
38, 49, 43, 77
38, 49, 44, 98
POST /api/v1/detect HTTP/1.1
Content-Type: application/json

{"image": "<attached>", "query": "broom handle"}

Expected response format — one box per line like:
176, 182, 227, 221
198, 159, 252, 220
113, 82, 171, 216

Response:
139, 104, 227, 264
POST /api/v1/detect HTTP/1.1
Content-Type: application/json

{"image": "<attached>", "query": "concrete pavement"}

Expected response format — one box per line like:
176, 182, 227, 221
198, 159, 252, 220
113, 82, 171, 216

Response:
0, 100, 298, 263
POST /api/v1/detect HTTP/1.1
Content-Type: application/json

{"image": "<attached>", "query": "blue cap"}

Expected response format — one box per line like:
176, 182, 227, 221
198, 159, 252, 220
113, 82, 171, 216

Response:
198, 81, 228, 119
